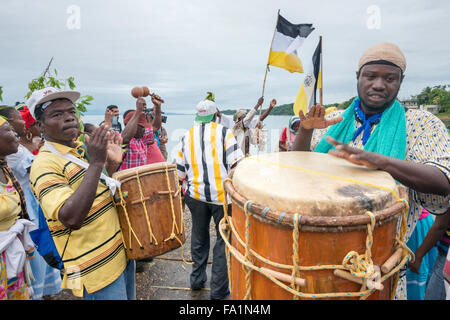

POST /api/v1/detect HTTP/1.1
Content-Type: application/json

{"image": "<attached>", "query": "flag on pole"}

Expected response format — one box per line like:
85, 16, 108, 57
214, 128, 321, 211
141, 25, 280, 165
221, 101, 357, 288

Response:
268, 14, 315, 73
293, 37, 322, 116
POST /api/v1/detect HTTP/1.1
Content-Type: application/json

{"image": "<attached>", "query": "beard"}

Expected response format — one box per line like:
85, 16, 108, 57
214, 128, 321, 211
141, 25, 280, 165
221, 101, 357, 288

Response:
357, 85, 398, 115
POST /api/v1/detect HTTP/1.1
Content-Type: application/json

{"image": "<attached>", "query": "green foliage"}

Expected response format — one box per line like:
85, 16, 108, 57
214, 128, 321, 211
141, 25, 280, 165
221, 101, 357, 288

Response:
414, 85, 450, 113
220, 98, 355, 116
0, 86, 3, 102
327, 96, 356, 110
25, 63, 93, 118
219, 85, 450, 116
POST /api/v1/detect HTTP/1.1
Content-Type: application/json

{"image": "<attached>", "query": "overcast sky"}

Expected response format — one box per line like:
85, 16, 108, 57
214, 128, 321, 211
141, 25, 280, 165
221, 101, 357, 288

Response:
1, 0, 449, 114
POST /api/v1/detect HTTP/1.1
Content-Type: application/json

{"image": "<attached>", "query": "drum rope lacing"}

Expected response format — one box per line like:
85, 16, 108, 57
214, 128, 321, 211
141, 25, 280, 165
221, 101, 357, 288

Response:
136, 170, 159, 246
165, 166, 193, 265
219, 158, 414, 300
116, 164, 193, 266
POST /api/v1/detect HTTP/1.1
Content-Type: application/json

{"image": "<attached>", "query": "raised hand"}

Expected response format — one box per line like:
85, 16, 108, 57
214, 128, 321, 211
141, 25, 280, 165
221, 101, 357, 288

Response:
270, 99, 277, 108
136, 97, 147, 114
151, 94, 164, 107
106, 130, 123, 165
257, 96, 264, 106
299, 105, 343, 130
104, 109, 113, 129
85, 124, 111, 165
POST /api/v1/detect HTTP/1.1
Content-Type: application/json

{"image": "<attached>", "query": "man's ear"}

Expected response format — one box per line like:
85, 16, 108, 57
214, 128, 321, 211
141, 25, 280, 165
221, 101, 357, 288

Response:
356, 70, 360, 80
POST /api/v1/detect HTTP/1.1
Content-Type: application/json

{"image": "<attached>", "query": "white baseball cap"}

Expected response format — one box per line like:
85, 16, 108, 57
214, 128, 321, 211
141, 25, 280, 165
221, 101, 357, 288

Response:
27, 87, 80, 119
195, 100, 217, 123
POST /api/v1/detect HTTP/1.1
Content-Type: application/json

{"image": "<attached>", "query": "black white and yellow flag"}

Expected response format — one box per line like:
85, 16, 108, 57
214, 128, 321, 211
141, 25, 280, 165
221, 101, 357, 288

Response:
293, 37, 322, 116
268, 14, 315, 73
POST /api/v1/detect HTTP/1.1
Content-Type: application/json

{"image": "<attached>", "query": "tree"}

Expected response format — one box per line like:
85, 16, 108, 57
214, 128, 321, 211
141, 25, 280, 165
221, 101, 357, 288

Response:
415, 85, 450, 113
0, 86, 3, 102
25, 57, 93, 119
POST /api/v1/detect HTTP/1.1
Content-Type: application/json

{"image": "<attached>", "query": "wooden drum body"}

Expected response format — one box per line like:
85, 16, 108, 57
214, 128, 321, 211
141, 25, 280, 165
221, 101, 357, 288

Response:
221, 152, 409, 300
112, 163, 185, 260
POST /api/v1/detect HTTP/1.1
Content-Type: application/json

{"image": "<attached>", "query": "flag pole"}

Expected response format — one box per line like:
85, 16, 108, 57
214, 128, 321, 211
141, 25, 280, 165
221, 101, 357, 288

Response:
259, 9, 280, 126
262, 9, 280, 98
319, 35, 323, 106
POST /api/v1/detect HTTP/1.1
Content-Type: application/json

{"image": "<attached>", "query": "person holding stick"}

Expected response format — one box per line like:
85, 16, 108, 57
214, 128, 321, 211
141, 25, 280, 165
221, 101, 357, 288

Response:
216, 96, 277, 156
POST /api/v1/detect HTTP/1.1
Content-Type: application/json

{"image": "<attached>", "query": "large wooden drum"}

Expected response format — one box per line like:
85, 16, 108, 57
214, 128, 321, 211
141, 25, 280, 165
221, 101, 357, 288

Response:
221, 152, 409, 300
112, 163, 185, 260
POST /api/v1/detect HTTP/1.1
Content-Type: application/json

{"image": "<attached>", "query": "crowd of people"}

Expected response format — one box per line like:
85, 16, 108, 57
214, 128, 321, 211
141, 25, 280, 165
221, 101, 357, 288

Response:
0, 41, 448, 300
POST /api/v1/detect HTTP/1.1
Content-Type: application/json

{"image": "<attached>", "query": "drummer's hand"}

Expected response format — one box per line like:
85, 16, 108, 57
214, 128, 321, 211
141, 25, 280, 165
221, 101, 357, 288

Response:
106, 130, 123, 165
86, 124, 111, 165
136, 97, 146, 114
299, 105, 343, 130
325, 136, 389, 170
408, 256, 422, 274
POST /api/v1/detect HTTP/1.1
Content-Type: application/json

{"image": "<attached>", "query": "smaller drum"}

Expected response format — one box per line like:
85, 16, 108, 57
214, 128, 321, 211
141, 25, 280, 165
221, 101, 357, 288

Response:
112, 163, 185, 260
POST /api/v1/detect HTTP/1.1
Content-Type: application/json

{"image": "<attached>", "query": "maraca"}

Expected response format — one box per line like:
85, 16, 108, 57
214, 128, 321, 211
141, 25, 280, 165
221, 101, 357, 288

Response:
131, 86, 165, 103
142, 86, 150, 97
131, 86, 144, 98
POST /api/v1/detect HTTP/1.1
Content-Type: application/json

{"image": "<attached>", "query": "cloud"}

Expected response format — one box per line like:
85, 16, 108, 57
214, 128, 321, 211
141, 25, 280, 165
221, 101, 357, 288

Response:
0, 0, 449, 113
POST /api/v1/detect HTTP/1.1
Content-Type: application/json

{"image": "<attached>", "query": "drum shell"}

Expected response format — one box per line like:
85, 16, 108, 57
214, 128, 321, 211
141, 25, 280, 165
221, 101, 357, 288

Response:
224, 175, 406, 300
113, 164, 185, 260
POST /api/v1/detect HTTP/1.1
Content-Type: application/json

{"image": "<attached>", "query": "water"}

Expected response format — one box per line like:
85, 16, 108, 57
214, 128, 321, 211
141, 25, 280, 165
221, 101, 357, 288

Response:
82, 114, 292, 162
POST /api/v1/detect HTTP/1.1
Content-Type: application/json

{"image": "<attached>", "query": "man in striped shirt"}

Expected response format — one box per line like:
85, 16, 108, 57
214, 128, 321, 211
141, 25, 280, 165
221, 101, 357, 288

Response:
174, 96, 243, 299
28, 87, 134, 300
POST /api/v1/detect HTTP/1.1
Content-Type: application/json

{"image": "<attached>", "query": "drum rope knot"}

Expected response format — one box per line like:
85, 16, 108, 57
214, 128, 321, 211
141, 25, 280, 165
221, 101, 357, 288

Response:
342, 211, 375, 279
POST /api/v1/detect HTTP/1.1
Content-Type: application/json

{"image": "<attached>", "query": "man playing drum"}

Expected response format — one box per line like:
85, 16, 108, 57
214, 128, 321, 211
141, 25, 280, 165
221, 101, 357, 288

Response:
28, 87, 135, 300
292, 42, 450, 299
174, 96, 244, 300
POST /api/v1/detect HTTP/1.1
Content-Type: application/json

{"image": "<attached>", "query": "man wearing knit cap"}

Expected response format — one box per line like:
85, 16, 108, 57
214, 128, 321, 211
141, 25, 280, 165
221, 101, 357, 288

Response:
292, 42, 450, 300
174, 93, 243, 299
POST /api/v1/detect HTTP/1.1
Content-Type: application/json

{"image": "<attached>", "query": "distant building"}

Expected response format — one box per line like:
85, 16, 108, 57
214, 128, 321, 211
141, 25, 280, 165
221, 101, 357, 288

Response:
401, 98, 419, 109
420, 104, 442, 115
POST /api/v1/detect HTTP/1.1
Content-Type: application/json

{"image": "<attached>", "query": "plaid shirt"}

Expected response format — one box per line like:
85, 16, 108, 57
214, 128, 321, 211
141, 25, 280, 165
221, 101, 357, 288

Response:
119, 128, 154, 171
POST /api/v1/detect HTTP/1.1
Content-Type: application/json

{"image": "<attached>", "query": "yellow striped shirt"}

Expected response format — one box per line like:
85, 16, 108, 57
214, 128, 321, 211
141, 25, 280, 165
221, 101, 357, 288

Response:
175, 122, 243, 205
29, 141, 127, 297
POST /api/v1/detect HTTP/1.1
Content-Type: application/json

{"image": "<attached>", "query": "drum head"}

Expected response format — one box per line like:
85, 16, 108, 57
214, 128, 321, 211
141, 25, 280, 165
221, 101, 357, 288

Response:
112, 162, 175, 181
232, 152, 399, 217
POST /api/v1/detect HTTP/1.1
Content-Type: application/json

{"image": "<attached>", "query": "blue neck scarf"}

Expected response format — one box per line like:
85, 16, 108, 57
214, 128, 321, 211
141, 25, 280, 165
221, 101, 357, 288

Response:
314, 97, 407, 161
352, 99, 383, 146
